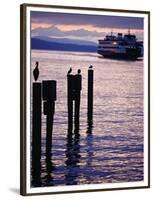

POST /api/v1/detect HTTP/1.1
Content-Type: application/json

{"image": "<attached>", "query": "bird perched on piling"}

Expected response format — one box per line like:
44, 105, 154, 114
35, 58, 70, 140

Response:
89, 65, 93, 69
33, 61, 39, 81
77, 69, 81, 74
67, 67, 72, 75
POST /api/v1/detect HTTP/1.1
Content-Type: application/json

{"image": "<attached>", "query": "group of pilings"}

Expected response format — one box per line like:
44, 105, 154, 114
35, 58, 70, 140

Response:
31, 67, 94, 186
67, 72, 82, 134
32, 80, 56, 186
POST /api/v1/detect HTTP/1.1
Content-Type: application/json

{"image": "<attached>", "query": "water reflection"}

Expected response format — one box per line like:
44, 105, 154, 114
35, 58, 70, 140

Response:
83, 119, 94, 185
65, 133, 81, 185
86, 120, 94, 168
43, 147, 54, 186
64, 120, 94, 185
86, 119, 93, 135
31, 158, 41, 187
41, 132, 55, 186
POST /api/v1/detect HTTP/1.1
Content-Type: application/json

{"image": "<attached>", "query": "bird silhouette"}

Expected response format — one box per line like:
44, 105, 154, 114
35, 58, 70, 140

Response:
67, 67, 72, 75
77, 69, 81, 74
33, 61, 39, 81
89, 65, 93, 69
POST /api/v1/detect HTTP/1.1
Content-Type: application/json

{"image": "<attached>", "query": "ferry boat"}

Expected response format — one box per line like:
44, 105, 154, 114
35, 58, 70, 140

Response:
97, 32, 143, 60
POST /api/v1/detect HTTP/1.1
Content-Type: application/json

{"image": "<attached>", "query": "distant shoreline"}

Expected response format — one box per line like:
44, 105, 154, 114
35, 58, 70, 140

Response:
31, 38, 97, 53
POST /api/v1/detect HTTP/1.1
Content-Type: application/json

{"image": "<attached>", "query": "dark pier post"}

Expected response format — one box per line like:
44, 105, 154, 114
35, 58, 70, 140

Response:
67, 74, 74, 133
32, 82, 42, 186
88, 67, 94, 122
74, 73, 82, 133
42, 81, 56, 163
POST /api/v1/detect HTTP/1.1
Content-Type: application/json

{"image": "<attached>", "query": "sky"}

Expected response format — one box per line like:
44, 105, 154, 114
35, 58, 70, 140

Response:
31, 11, 144, 44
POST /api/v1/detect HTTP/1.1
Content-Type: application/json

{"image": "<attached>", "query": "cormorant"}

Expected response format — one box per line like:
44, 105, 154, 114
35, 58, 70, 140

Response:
77, 69, 81, 74
67, 67, 72, 75
33, 61, 39, 81
89, 65, 93, 69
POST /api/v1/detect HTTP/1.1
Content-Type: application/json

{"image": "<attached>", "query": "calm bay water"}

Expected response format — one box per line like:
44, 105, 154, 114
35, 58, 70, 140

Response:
31, 50, 144, 187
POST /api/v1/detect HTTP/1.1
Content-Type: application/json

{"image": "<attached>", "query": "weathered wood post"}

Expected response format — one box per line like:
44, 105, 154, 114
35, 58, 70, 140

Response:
74, 73, 82, 133
67, 69, 82, 134
88, 66, 94, 122
67, 74, 74, 133
42, 80, 56, 163
32, 82, 42, 186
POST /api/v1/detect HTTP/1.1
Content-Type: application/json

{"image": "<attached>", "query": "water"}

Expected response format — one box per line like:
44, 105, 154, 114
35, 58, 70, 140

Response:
31, 50, 143, 187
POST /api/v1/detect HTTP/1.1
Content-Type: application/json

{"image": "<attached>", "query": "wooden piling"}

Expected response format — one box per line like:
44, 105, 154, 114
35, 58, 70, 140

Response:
67, 73, 82, 134
42, 80, 56, 102
74, 95, 80, 133
67, 74, 74, 133
46, 114, 53, 160
74, 74, 82, 133
42, 81, 56, 163
88, 68, 94, 122
32, 82, 42, 186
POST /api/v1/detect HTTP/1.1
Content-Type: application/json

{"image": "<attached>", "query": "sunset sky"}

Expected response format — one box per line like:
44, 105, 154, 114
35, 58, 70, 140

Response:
31, 11, 144, 43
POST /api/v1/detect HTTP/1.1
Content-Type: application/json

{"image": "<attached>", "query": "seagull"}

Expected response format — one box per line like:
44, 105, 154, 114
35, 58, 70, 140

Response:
89, 65, 93, 69
33, 61, 39, 81
67, 67, 72, 75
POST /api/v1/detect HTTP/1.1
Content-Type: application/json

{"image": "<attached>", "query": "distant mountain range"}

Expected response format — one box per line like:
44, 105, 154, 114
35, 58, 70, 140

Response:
31, 37, 97, 52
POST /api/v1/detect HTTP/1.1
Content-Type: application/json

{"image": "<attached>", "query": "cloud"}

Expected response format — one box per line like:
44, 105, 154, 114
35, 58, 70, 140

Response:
31, 11, 144, 30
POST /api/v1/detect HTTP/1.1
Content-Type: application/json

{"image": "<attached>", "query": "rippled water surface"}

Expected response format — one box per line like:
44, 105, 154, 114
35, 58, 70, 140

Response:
31, 50, 144, 187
